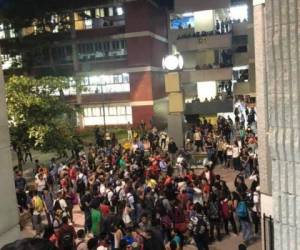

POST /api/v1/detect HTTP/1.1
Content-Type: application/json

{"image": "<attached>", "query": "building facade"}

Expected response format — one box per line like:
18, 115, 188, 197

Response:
168, 0, 256, 120
0, 0, 170, 128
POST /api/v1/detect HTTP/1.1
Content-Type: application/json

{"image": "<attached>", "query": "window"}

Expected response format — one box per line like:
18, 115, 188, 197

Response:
1, 54, 22, 70
82, 104, 132, 126
0, 23, 16, 39
80, 73, 130, 94
117, 106, 126, 115
77, 39, 127, 61
108, 7, 114, 17
116, 7, 124, 16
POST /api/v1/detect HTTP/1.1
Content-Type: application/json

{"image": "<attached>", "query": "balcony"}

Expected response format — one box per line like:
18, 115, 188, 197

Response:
232, 22, 248, 36
185, 99, 233, 115
176, 33, 232, 52
169, 27, 195, 43
181, 68, 233, 83
233, 52, 248, 66
174, 0, 230, 13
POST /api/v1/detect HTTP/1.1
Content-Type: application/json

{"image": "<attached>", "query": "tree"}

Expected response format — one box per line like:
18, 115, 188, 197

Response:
5, 75, 81, 167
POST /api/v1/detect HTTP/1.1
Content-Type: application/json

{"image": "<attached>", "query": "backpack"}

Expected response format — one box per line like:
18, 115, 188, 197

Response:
209, 202, 219, 219
59, 228, 74, 249
236, 201, 248, 218
110, 190, 119, 207
76, 177, 85, 194
192, 215, 208, 235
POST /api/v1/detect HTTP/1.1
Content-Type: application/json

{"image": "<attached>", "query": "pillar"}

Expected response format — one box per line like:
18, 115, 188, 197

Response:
253, 1, 273, 249
165, 72, 184, 148
255, 0, 300, 249
0, 64, 20, 247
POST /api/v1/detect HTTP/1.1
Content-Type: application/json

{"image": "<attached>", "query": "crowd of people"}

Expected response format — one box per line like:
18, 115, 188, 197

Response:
12, 110, 260, 250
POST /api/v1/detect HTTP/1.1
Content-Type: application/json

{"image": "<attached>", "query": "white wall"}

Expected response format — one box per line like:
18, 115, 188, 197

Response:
197, 81, 217, 101
194, 10, 214, 32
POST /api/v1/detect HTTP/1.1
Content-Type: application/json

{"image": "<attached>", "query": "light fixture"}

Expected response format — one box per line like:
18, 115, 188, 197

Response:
162, 54, 184, 71
116, 7, 124, 16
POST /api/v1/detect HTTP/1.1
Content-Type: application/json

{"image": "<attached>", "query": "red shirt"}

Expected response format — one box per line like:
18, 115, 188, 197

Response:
99, 204, 110, 217
69, 167, 77, 181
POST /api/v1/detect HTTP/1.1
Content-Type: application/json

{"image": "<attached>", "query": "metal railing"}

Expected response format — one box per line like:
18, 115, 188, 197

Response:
263, 214, 274, 250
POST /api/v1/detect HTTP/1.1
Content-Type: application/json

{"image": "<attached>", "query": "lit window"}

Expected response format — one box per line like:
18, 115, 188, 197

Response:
117, 106, 126, 115
109, 106, 117, 115
92, 107, 100, 116
116, 7, 124, 16
109, 7, 114, 17
229, 5, 248, 21
89, 76, 101, 85
84, 108, 92, 117
126, 106, 132, 115
100, 8, 105, 17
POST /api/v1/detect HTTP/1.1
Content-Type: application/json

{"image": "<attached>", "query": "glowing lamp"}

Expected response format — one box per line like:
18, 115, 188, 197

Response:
162, 54, 184, 71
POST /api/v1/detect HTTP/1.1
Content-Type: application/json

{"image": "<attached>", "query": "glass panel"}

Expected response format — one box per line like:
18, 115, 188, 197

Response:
108, 7, 114, 17
117, 106, 126, 115
108, 106, 117, 115
92, 107, 100, 116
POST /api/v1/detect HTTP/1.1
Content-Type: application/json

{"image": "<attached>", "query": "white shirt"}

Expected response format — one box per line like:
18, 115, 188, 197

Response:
35, 178, 46, 192
194, 132, 201, 141
232, 146, 240, 158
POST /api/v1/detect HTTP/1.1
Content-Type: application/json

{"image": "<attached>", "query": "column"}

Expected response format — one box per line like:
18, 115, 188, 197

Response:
71, 12, 84, 129
258, 0, 300, 249
165, 72, 184, 148
253, 2, 273, 249
0, 64, 20, 247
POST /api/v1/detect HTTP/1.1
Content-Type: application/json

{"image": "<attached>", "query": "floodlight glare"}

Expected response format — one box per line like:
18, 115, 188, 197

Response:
162, 54, 184, 71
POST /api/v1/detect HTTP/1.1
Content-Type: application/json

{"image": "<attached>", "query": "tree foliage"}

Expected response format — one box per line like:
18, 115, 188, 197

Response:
6, 75, 81, 165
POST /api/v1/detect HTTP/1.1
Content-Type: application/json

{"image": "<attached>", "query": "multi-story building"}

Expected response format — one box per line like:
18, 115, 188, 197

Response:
168, 0, 255, 122
0, 0, 170, 128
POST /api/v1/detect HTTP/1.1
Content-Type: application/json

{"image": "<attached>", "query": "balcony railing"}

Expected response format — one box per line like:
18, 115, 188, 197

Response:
232, 22, 248, 36
176, 33, 232, 52
185, 98, 233, 115
233, 52, 248, 66
181, 67, 233, 83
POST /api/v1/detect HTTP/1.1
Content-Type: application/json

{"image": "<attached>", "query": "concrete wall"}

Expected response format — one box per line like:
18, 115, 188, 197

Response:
254, 0, 300, 249
0, 66, 20, 247
174, 0, 230, 13
194, 10, 214, 32
181, 68, 233, 83
176, 34, 232, 52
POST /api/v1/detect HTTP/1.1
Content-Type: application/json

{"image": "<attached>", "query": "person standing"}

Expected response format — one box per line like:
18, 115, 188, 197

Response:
127, 122, 133, 141
189, 203, 209, 250
168, 138, 178, 166
91, 201, 102, 238
57, 216, 77, 250
232, 141, 241, 171
14, 171, 28, 212
160, 130, 168, 149
31, 190, 44, 236
194, 129, 202, 152
43, 188, 54, 226
236, 194, 253, 246
75, 229, 88, 250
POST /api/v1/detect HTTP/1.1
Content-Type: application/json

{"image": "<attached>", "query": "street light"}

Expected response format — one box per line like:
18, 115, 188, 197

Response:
162, 54, 184, 71
163, 54, 185, 148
